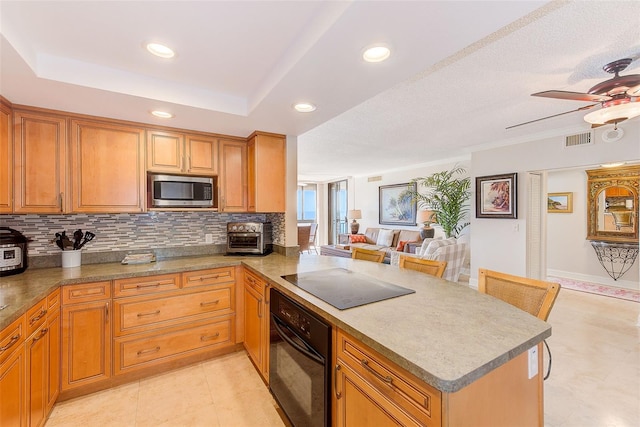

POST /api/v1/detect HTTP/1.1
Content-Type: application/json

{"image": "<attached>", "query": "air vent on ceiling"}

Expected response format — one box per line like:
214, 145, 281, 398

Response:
367, 176, 382, 182
564, 131, 593, 148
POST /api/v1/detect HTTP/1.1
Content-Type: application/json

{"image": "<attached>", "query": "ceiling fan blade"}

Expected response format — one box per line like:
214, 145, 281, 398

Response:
506, 103, 599, 130
532, 90, 611, 102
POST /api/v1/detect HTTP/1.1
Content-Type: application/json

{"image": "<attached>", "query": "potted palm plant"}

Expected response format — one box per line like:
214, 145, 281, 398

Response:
403, 166, 471, 238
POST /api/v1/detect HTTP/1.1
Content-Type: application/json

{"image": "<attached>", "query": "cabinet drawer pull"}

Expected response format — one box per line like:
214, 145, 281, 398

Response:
137, 346, 160, 356
137, 310, 161, 317
135, 282, 162, 289
0, 334, 21, 352
200, 300, 220, 307
195, 273, 226, 281
257, 297, 263, 318
200, 332, 220, 342
29, 309, 47, 324
32, 328, 48, 343
361, 359, 394, 386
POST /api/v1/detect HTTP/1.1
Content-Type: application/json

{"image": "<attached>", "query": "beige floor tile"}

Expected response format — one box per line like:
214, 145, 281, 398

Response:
46, 381, 139, 427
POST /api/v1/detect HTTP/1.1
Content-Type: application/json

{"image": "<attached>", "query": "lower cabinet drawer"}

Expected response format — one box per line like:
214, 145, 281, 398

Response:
114, 317, 233, 374
336, 330, 441, 426
114, 285, 234, 336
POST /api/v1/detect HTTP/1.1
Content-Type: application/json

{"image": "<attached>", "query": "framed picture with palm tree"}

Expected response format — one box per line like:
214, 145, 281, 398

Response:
476, 173, 518, 219
379, 183, 417, 225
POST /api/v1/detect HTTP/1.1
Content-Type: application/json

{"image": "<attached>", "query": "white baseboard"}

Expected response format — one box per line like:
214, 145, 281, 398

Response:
546, 269, 638, 291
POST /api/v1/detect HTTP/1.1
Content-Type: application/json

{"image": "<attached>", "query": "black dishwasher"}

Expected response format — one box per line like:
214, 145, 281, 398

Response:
269, 289, 330, 427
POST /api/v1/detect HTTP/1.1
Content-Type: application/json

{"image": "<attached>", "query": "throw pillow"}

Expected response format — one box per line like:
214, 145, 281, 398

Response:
349, 234, 367, 244
396, 240, 408, 252
418, 237, 437, 256
424, 238, 455, 258
376, 229, 394, 247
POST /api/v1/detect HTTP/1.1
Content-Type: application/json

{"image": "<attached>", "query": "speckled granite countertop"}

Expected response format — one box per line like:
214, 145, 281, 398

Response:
0, 253, 551, 393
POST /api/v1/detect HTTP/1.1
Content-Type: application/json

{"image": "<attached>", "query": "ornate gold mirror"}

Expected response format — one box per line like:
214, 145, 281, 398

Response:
586, 165, 639, 243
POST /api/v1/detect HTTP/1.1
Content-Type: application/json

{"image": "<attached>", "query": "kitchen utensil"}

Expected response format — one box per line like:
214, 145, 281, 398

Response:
73, 229, 84, 250
77, 231, 95, 249
61, 232, 73, 250
54, 232, 64, 250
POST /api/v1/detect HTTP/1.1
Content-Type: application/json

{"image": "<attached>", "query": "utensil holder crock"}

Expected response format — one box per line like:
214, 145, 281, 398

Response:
61, 250, 82, 268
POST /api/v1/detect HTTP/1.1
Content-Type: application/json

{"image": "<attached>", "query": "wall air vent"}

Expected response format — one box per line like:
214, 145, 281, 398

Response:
564, 131, 593, 148
367, 176, 382, 182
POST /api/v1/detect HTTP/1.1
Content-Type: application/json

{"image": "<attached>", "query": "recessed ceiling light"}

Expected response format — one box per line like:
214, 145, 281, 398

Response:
146, 43, 175, 59
600, 162, 626, 168
151, 110, 174, 119
294, 103, 316, 113
362, 45, 391, 63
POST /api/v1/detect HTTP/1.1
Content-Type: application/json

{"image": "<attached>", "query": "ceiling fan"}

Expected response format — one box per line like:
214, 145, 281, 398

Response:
507, 58, 640, 130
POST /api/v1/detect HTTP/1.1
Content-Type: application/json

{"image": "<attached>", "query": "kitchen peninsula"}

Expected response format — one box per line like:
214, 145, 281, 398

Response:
1, 253, 550, 426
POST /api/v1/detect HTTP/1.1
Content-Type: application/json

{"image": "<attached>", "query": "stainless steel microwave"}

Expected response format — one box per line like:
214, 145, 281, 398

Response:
149, 174, 214, 208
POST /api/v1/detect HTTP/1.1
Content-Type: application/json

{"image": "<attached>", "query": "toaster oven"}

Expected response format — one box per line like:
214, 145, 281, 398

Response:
226, 222, 272, 255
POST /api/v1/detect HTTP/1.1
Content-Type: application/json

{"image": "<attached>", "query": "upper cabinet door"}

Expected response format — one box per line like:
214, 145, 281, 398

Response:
147, 130, 218, 176
69, 120, 145, 213
13, 110, 67, 214
146, 130, 184, 174
185, 134, 218, 175
219, 139, 247, 212
0, 100, 12, 213
247, 132, 285, 213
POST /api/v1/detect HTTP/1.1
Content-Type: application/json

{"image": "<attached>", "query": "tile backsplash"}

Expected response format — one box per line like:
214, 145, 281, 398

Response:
1, 212, 286, 256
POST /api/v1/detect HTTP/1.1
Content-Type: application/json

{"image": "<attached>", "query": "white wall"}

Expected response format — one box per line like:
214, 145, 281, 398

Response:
352, 159, 471, 237
471, 122, 640, 289
546, 168, 639, 288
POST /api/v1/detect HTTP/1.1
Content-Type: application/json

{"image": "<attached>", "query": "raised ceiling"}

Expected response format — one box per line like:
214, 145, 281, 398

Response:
1, 1, 639, 182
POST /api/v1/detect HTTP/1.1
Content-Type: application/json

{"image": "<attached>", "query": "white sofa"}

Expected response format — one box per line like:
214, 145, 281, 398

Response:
391, 236, 467, 282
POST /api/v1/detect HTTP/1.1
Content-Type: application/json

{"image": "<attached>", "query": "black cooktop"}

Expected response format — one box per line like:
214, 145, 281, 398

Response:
281, 268, 415, 310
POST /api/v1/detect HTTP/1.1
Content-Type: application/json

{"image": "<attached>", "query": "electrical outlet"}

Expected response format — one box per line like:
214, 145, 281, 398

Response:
205, 233, 213, 244
528, 346, 538, 379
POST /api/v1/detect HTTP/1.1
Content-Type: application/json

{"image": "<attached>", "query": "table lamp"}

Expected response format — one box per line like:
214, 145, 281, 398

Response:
348, 210, 362, 234
417, 210, 436, 238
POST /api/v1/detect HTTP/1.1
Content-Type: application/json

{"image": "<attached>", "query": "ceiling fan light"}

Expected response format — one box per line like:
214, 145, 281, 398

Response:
583, 101, 640, 125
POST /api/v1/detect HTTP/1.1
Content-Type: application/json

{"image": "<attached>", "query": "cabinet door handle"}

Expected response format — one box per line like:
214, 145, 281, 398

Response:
200, 332, 220, 342
32, 328, 48, 343
186, 156, 191, 171
334, 364, 342, 399
59, 192, 64, 212
137, 346, 160, 356
0, 334, 21, 352
257, 298, 263, 318
361, 359, 394, 386
137, 310, 161, 317
265, 283, 271, 304
29, 309, 47, 324
135, 282, 161, 289
105, 302, 109, 323
200, 300, 220, 307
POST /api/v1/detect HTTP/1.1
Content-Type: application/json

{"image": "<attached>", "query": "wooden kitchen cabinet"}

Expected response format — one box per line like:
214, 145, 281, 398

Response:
334, 328, 442, 427
0, 98, 12, 213
146, 130, 219, 175
69, 119, 145, 213
219, 139, 247, 212
13, 110, 67, 214
61, 282, 112, 394
247, 132, 285, 213
0, 314, 27, 427
112, 269, 236, 376
243, 269, 270, 382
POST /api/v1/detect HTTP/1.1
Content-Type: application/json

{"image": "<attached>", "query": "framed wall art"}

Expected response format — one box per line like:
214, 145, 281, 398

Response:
476, 173, 518, 219
548, 192, 573, 213
379, 183, 417, 226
